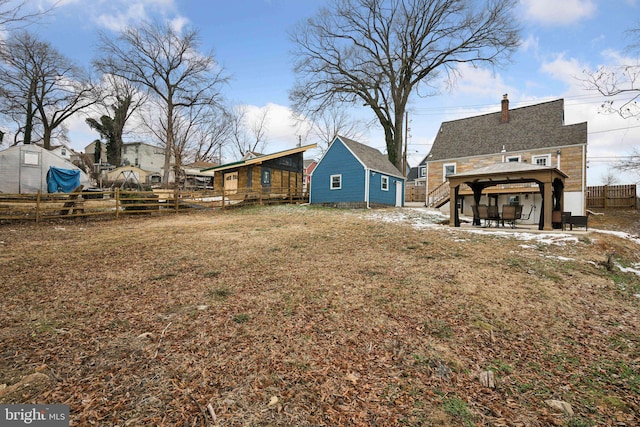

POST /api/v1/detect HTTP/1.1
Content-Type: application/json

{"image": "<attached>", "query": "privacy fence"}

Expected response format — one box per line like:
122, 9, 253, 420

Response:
0, 187, 308, 224
586, 184, 637, 209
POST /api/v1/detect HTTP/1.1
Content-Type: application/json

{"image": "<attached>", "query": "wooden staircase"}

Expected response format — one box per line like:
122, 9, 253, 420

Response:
427, 181, 450, 208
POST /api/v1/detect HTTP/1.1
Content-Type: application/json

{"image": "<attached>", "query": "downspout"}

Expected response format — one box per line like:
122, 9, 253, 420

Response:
365, 168, 370, 209
424, 162, 429, 207
582, 144, 587, 214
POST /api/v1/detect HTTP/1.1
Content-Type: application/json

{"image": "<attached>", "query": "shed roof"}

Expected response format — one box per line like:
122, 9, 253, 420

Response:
337, 136, 404, 179
428, 98, 587, 161
201, 144, 317, 173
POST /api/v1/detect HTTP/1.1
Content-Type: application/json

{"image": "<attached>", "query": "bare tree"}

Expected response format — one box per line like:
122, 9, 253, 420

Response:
296, 105, 367, 153
228, 104, 271, 158
600, 168, 620, 186
583, 26, 640, 119
584, 65, 640, 119
0, 31, 99, 149
94, 20, 228, 186
0, 0, 56, 30
290, 0, 520, 169
192, 106, 233, 163
86, 75, 145, 166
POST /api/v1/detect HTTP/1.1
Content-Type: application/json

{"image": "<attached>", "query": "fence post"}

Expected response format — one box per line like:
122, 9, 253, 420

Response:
222, 190, 225, 210
603, 185, 608, 209
36, 191, 41, 224
115, 188, 120, 219
175, 188, 179, 213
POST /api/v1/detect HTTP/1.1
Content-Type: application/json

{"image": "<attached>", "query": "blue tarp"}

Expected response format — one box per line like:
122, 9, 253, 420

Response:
47, 166, 81, 193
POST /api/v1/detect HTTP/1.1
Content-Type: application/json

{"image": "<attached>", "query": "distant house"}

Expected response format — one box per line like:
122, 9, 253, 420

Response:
202, 145, 317, 195
310, 136, 405, 208
0, 144, 90, 193
121, 142, 169, 174
84, 141, 108, 164
303, 159, 317, 195
425, 96, 587, 225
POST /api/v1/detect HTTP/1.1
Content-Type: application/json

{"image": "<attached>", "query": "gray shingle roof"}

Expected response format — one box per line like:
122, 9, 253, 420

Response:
337, 136, 404, 179
428, 99, 587, 161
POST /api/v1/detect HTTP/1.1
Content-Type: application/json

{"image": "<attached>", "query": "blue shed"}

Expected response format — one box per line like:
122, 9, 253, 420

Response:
310, 136, 405, 208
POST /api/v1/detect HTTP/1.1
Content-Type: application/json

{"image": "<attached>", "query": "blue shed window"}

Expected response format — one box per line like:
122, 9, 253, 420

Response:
381, 175, 389, 191
330, 174, 342, 190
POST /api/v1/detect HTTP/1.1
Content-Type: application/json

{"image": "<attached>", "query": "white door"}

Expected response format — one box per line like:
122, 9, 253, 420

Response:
395, 181, 403, 207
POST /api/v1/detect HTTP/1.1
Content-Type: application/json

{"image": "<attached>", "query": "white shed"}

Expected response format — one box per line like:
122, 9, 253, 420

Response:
0, 145, 90, 194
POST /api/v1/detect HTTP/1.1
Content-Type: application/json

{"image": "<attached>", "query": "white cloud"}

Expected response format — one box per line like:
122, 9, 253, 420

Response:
71, 0, 185, 32
520, 34, 540, 55
520, 0, 597, 25
540, 53, 586, 85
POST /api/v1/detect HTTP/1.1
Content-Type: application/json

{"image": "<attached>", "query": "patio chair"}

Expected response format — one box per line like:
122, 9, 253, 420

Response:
486, 205, 501, 227
501, 204, 519, 228
477, 205, 490, 226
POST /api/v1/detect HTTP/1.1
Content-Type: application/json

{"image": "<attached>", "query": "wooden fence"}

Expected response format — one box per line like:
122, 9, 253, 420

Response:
405, 185, 426, 203
0, 187, 308, 224
586, 184, 637, 209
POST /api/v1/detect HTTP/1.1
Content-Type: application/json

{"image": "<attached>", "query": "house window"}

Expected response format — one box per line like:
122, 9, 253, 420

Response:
330, 174, 342, 190
61, 148, 66, 156
247, 167, 252, 188
261, 169, 271, 185
420, 166, 426, 177
381, 175, 389, 191
443, 163, 456, 179
506, 155, 520, 162
532, 154, 550, 166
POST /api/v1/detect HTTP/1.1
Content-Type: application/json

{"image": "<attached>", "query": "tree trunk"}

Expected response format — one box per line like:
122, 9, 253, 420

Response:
163, 104, 174, 187
42, 126, 52, 150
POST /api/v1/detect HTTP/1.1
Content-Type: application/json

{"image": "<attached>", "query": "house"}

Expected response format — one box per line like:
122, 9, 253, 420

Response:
121, 142, 169, 174
202, 144, 317, 196
310, 136, 405, 208
303, 159, 317, 195
84, 140, 108, 164
425, 96, 587, 226
0, 144, 90, 193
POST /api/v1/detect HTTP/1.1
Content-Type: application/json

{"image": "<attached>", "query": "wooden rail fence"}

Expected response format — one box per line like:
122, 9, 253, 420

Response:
586, 184, 637, 209
0, 187, 308, 223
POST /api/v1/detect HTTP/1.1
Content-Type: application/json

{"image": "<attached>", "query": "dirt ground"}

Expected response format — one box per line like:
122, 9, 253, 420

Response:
0, 206, 638, 426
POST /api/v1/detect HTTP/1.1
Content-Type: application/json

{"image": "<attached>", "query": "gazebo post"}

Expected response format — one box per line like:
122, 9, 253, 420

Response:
543, 181, 553, 230
450, 183, 461, 227
470, 184, 483, 226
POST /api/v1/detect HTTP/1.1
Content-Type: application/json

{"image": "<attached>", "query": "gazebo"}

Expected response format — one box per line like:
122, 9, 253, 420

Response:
447, 163, 568, 231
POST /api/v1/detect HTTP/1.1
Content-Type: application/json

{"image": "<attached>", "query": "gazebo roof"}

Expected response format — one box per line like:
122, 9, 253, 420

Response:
450, 162, 568, 181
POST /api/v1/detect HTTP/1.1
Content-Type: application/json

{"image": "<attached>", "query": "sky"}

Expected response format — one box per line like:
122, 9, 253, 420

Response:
6, 0, 640, 186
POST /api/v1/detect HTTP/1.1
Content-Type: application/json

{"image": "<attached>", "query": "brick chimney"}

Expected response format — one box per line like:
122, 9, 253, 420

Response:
501, 94, 509, 123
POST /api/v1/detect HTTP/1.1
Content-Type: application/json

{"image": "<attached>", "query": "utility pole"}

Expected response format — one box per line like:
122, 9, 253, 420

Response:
403, 111, 409, 175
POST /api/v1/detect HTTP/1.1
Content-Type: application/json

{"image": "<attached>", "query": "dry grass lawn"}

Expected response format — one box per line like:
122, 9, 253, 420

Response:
1, 205, 639, 426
